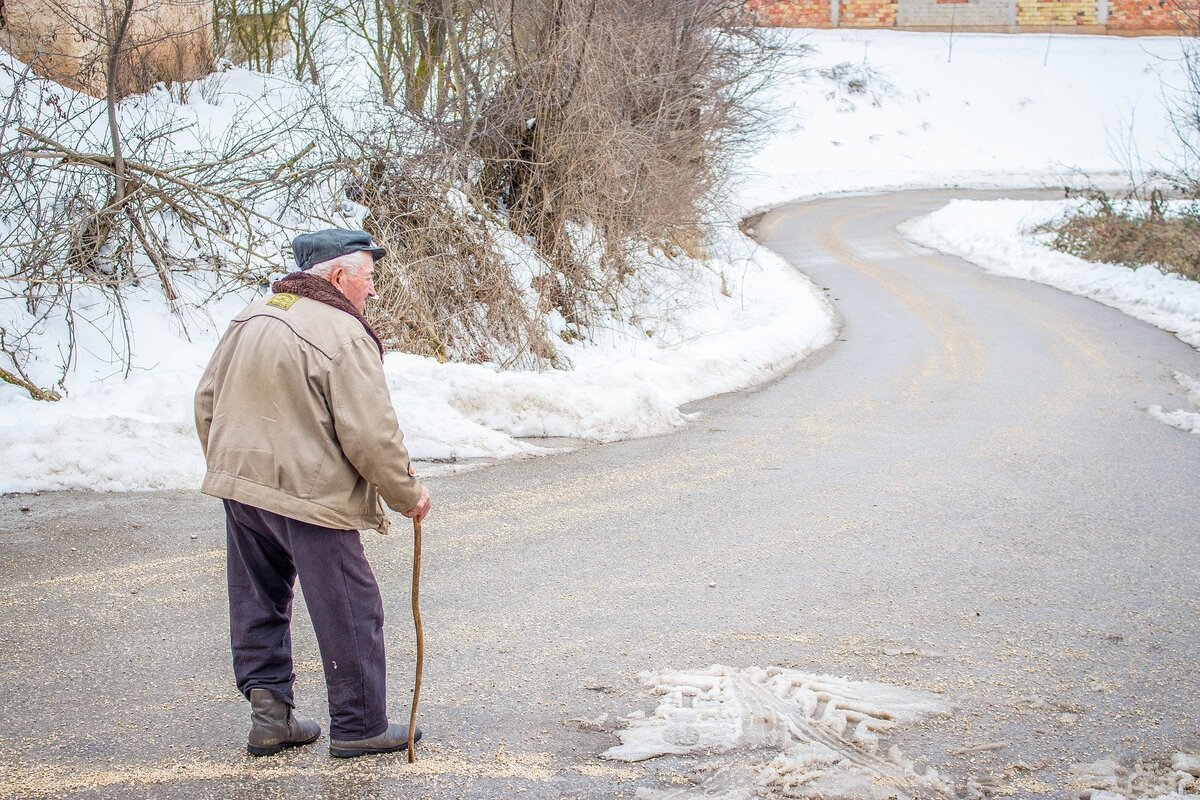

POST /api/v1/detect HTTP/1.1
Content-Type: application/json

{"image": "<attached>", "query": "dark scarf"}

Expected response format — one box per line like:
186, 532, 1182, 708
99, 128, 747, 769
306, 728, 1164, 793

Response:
271, 271, 384, 360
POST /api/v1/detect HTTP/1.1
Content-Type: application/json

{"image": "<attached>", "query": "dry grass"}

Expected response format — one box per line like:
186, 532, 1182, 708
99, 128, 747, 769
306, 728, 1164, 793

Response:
469, 0, 779, 330
1043, 192, 1200, 281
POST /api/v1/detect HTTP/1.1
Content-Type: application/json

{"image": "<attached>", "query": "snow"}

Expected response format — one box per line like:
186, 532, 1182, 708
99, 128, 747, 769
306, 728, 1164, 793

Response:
600, 666, 1200, 799
0, 223, 833, 492
1069, 752, 1200, 799
1177, 753, 1200, 778
0, 289, 254, 492
1149, 372, 1200, 436
2, 29, 1193, 494
601, 665, 951, 799
738, 30, 1186, 214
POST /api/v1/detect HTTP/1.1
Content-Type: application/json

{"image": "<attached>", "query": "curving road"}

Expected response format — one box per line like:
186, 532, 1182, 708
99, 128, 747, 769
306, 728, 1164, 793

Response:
1, 190, 1198, 799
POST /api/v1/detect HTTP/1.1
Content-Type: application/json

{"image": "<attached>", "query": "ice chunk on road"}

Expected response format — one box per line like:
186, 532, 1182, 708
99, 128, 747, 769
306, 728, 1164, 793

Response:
602, 664, 951, 799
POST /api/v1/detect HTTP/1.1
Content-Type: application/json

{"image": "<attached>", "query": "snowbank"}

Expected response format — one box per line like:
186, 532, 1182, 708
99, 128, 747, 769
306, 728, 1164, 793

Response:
388, 234, 834, 459
0, 225, 833, 492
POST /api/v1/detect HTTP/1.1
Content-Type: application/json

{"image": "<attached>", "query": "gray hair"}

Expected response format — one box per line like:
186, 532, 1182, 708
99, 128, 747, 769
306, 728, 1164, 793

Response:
306, 250, 371, 279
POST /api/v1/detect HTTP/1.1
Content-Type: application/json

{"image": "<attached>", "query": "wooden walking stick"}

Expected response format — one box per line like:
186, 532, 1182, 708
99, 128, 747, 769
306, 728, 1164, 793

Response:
408, 516, 424, 763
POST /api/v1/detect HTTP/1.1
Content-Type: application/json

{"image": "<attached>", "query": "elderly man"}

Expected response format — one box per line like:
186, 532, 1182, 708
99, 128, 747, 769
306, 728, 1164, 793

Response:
195, 229, 430, 758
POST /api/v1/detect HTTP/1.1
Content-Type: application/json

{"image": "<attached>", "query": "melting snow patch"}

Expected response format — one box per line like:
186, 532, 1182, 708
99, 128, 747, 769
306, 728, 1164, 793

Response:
1069, 751, 1200, 799
600, 665, 951, 799
1149, 372, 1200, 436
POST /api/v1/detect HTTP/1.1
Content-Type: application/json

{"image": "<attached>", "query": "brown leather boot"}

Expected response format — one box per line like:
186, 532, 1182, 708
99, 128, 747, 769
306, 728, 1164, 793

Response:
247, 688, 321, 757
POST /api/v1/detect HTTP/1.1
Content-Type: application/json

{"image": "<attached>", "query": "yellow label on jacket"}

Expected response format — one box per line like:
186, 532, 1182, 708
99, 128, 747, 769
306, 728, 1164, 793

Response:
268, 293, 299, 310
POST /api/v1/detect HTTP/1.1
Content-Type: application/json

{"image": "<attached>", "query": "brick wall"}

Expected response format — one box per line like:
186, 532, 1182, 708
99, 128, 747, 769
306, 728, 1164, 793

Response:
746, 0, 833, 26
897, 0, 1011, 26
1016, 0, 1098, 24
750, 0, 1185, 30
1107, 0, 1179, 29
839, 0, 899, 26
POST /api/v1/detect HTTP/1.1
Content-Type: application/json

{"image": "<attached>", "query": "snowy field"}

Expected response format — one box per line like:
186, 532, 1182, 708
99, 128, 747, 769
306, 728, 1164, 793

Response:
0, 30, 1191, 493
737, 30, 1187, 213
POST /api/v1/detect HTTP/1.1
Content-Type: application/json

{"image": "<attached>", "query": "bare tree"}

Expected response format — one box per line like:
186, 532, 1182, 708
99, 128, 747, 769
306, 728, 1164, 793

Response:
0, 48, 325, 398
1164, 0, 1200, 196
336, 0, 485, 113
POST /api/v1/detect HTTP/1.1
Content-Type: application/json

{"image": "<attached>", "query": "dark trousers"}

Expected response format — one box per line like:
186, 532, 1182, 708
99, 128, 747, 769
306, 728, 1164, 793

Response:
223, 499, 389, 740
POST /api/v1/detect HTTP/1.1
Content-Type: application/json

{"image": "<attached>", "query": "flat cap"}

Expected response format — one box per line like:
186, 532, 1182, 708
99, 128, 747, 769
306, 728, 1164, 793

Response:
292, 229, 387, 271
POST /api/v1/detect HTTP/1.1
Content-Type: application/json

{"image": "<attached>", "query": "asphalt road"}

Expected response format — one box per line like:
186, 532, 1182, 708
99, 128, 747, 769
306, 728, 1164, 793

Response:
2, 190, 1197, 799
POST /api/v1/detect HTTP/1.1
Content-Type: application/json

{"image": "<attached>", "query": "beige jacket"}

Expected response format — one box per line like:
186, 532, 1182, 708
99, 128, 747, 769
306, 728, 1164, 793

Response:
195, 293, 423, 533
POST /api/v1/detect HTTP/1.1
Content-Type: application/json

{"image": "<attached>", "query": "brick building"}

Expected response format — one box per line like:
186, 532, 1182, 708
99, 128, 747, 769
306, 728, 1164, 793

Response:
746, 0, 1185, 34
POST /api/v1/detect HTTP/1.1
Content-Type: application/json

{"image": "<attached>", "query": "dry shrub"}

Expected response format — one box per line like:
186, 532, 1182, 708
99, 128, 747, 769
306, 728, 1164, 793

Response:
345, 147, 558, 368
471, 0, 778, 327
335, 0, 779, 367
1043, 191, 1200, 281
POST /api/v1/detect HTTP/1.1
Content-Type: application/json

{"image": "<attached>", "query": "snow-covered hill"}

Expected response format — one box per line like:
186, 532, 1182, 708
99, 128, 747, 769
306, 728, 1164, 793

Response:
739, 30, 1185, 213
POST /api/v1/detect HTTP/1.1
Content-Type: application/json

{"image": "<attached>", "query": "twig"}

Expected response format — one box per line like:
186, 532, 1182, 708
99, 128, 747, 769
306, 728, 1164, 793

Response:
0, 365, 61, 401
952, 741, 1010, 755
19, 127, 292, 230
